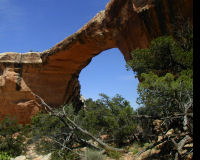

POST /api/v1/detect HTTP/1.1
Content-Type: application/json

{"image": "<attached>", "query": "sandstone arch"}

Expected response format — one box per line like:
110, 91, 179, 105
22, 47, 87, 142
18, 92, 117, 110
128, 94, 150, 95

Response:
0, 0, 193, 123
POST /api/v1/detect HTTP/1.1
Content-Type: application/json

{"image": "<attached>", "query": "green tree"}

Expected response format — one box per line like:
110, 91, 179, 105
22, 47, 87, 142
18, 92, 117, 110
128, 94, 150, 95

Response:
125, 19, 193, 159
80, 94, 137, 146
0, 116, 25, 157
126, 36, 193, 79
126, 21, 193, 117
136, 70, 193, 117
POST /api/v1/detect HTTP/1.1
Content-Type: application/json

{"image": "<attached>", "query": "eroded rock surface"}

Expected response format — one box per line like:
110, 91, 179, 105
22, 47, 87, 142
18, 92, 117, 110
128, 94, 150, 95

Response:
0, 0, 193, 124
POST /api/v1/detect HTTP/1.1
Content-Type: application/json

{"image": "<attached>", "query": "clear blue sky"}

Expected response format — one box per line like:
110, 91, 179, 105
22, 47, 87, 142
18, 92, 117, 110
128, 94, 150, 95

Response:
0, 0, 139, 109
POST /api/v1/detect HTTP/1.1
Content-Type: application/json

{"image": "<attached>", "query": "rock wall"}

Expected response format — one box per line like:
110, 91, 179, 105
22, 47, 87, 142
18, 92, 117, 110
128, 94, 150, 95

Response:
0, 0, 193, 124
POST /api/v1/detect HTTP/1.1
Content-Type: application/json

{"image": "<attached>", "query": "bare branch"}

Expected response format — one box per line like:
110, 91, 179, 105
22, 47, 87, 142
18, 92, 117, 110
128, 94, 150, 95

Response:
33, 92, 125, 153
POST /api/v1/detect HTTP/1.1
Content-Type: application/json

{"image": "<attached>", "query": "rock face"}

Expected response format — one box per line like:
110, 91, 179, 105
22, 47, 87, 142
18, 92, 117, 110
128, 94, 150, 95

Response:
0, 0, 193, 124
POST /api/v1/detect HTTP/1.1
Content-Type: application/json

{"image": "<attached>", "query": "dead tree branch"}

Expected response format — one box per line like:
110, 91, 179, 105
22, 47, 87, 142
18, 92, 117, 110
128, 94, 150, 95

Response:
33, 93, 125, 153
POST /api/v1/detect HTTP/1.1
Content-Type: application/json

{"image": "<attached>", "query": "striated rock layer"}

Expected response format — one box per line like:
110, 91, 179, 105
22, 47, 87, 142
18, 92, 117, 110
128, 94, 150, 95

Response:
0, 0, 193, 124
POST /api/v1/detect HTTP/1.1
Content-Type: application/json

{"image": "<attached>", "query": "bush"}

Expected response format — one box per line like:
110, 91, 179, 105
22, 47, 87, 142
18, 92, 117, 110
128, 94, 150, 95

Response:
30, 107, 85, 158
107, 151, 122, 160
30, 95, 137, 159
0, 152, 11, 160
0, 116, 25, 157
79, 94, 137, 146
31, 111, 67, 155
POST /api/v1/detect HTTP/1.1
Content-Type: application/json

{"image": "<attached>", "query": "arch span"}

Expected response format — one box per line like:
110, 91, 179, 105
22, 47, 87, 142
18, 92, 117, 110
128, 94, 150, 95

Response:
0, 0, 193, 123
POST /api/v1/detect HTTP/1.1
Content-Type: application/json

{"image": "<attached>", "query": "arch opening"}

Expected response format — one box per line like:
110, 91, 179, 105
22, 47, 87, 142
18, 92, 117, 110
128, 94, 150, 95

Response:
79, 48, 139, 109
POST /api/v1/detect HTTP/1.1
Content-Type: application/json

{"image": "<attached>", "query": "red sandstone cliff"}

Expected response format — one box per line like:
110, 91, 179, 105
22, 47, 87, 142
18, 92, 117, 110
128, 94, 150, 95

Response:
0, 0, 193, 124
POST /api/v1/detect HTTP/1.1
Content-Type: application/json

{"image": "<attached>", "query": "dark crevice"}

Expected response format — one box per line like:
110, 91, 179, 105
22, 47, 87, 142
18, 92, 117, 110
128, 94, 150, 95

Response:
155, 0, 169, 35
14, 54, 23, 91
0, 67, 3, 76
63, 74, 79, 105
166, 0, 175, 24
139, 10, 154, 39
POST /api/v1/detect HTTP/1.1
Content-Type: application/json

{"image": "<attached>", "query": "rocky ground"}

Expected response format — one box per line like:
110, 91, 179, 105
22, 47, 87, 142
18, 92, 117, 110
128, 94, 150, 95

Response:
11, 142, 138, 160
10, 142, 156, 160
10, 143, 51, 160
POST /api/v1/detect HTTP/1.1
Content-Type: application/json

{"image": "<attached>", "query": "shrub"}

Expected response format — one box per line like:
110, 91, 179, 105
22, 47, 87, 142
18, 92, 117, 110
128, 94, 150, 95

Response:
0, 152, 11, 160
80, 94, 137, 146
107, 151, 122, 160
0, 116, 25, 157
131, 148, 139, 155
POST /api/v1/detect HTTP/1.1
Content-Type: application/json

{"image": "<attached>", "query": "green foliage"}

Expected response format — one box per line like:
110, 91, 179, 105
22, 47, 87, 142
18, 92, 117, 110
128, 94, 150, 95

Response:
31, 105, 87, 158
30, 94, 136, 160
136, 70, 193, 116
125, 20, 193, 159
173, 16, 193, 52
79, 94, 137, 146
83, 149, 105, 160
128, 142, 143, 155
142, 142, 150, 148
31, 111, 65, 139
0, 152, 11, 160
131, 148, 139, 155
126, 21, 193, 118
0, 116, 25, 157
107, 151, 122, 160
31, 110, 72, 155
126, 35, 193, 78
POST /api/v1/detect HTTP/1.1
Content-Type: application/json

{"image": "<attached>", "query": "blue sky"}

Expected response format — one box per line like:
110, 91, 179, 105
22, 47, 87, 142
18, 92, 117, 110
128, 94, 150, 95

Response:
0, 0, 139, 109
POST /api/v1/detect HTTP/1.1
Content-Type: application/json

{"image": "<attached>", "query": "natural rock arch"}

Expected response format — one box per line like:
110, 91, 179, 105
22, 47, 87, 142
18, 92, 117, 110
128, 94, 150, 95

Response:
0, 0, 193, 123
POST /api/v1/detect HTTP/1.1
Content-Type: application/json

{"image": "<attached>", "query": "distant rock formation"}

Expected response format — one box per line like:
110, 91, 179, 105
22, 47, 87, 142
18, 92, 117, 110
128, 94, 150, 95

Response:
0, 0, 193, 124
